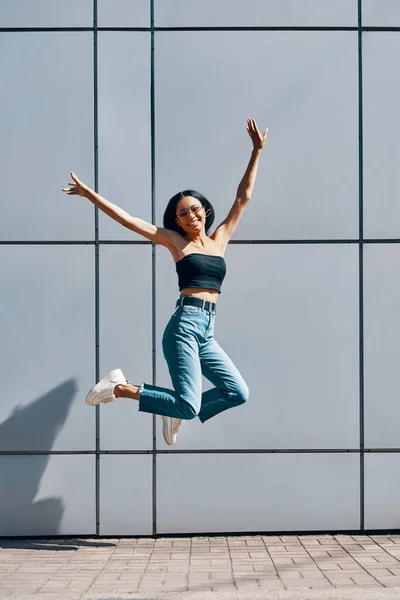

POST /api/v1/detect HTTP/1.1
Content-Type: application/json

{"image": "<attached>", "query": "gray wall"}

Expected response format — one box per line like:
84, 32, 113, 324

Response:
1, 0, 400, 536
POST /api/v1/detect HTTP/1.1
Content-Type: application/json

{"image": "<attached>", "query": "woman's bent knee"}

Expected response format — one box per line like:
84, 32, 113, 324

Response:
236, 382, 249, 406
180, 403, 199, 420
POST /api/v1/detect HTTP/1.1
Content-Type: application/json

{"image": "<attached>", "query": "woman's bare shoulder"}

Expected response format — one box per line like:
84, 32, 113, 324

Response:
168, 237, 225, 263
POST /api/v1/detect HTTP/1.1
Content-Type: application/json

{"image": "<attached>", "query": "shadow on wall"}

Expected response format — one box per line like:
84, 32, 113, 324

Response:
0, 379, 77, 536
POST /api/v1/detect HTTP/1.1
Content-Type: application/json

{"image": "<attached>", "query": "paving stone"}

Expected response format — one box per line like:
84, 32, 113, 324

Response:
278, 570, 302, 579
302, 579, 333, 589
210, 559, 231, 566
228, 551, 251, 558
307, 551, 330, 558
293, 557, 315, 565
283, 580, 313, 589
38, 581, 70, 590
272, 557, 295, 565
235, 580, 261, 590
167, 564, 191, 573
374, 576, 400, 587
316, 562, 342, 571
350, 573, 382, 584
327, 575, 358, 586
365, 567, 395, 577
211, 582, 237, 591
297, 565, 323, 573
252, 564, 276, 573
258, 577, 285, 589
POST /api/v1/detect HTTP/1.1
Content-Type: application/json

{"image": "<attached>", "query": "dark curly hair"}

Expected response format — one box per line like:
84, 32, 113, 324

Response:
163, 190, 215, 236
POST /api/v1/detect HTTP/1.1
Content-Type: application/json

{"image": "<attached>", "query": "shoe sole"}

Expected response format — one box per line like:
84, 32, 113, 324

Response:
85, 369, 123, 406
162, 416, 175, 445
174, 419, 183, 434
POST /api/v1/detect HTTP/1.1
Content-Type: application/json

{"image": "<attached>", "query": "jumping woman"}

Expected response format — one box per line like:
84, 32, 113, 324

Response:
62, 117, 267, 445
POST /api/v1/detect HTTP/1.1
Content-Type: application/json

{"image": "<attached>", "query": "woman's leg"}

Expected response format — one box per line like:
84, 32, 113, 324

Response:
113, 383, 140, 400
197, 338, 249, 423
136, 332, 202, 419
118, 307, 202, 419
88, 307, 203, 420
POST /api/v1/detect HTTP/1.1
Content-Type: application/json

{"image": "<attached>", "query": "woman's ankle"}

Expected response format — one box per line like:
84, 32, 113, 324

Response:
114, 383, 140, 400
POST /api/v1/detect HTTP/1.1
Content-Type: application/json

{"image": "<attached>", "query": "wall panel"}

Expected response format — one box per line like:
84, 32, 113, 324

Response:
0, 33, 94, 241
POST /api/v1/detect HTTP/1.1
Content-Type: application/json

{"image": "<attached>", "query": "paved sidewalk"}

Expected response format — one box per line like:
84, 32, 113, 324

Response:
2, 534, 400, 600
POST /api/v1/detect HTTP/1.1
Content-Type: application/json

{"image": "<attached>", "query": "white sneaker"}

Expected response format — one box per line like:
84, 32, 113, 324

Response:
162, 416, 184, 445
85, 369, 127, 406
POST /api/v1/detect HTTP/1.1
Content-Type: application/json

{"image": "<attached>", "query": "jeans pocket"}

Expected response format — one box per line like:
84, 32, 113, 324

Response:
182, 306, 202, 315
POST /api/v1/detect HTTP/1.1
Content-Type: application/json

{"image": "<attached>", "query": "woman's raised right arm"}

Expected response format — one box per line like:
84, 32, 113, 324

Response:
62, 172, 179, 247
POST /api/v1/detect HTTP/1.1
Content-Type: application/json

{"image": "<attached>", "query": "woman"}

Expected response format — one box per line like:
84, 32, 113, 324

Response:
62, 118, 267, 445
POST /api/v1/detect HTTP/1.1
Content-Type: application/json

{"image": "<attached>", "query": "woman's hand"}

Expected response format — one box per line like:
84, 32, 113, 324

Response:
62, 172, 88, 197
246, 117, 268, 151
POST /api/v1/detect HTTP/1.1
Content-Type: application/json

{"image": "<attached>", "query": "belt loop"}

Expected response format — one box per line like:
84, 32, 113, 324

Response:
201, 299, 205, 311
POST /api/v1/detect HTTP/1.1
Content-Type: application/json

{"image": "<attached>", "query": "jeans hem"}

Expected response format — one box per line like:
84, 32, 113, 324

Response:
137, 383, 145, 412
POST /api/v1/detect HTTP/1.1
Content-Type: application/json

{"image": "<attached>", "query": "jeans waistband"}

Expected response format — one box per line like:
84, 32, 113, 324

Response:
176, 295, 217, 314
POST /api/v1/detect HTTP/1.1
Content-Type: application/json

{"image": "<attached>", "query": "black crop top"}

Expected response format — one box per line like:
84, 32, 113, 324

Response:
175, 253, 227, 293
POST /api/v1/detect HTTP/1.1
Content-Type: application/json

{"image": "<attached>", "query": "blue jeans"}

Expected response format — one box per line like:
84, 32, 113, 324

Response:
138, 296, 249, 422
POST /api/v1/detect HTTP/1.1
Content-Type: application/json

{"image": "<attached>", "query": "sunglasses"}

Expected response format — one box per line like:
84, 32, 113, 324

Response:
176, 204, 205, 219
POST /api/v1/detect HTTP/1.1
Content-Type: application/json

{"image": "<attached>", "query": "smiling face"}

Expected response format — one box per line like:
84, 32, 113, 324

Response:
175, 196, 206, 235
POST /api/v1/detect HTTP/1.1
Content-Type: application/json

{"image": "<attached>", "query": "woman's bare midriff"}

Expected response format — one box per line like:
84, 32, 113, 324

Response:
179, 288, 220, 303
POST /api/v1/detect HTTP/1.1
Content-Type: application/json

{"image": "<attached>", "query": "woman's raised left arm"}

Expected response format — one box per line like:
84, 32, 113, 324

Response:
236, 118, 267, 202
212, 118, 268, 246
